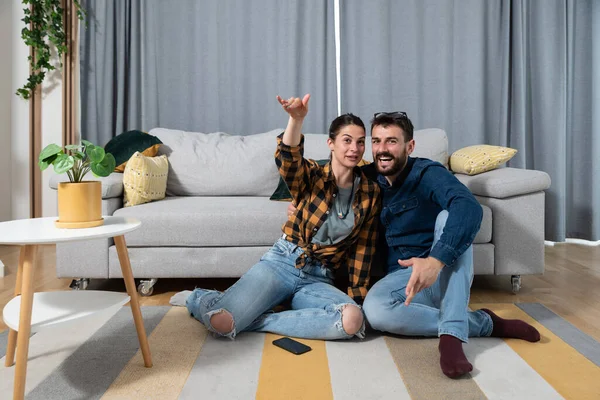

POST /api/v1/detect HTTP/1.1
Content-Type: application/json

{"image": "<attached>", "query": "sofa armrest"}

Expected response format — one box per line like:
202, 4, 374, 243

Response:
49, 172, 124, 199
455, 167, 551, 199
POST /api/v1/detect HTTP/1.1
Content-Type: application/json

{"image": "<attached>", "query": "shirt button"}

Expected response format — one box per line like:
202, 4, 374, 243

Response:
333, 194, 337, 197
402, 205, 406, 209
326, 210, 330, 214
314, 228, 318, 231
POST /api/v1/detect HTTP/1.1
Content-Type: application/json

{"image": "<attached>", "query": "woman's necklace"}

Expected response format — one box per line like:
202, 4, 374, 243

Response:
337, 179, 355, 219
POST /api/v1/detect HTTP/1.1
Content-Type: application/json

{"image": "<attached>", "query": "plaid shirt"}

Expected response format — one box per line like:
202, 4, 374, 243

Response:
274, 133, 381, 302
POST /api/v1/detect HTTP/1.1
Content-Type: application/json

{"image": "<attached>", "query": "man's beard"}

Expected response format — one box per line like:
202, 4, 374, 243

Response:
375, 151, 407, 176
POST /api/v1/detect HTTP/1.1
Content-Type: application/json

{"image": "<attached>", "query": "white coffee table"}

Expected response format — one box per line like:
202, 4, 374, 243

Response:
0, 216, 152, 400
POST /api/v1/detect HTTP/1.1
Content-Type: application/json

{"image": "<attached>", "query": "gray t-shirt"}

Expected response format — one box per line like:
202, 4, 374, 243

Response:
311, 177, 359, 245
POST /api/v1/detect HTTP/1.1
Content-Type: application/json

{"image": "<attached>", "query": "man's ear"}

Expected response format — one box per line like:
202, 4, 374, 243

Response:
406, 139, 416, 155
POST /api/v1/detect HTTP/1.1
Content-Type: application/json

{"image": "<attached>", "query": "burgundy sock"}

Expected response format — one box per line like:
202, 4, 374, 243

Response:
481, 308, 541, 342
439, 335, 473, 379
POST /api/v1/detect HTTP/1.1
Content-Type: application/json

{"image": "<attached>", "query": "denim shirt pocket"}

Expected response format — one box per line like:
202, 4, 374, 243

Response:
384, 196, 420, 248
389, 196, 419, 215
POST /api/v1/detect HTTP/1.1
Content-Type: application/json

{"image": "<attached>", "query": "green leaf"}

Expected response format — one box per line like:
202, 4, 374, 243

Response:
38, 153, 58, 171
91, 153, 115, 177
65, 144, 80, 151
39, 143, 62, 162
81, 139, 93, 147
87, 146, 105, 163
53, 154, 75, 175
72, 150, 85, 160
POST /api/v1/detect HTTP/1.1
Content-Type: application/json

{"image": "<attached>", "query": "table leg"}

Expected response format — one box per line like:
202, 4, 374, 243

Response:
114, 235, 152, 367
12, 245, 37, 400
5, 247, 25, 367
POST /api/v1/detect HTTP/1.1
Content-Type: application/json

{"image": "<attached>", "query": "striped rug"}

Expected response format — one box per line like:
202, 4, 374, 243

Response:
1, 303, 599, 399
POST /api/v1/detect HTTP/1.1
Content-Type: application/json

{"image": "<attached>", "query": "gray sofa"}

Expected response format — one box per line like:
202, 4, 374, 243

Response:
50, 128, 551, 295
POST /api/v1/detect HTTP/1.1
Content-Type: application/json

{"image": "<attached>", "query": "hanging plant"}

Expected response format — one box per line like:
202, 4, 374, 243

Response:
16, 0, 85, 100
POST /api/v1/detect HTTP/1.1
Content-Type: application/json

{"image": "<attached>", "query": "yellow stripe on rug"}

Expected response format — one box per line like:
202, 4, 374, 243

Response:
101, 307, 208, 400
473, 303, 600, 400
256, 334, 333, 400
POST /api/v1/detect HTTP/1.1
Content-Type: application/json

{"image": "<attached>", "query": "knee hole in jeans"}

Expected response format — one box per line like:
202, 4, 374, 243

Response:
209, 309, 235, 335
341, 305, 364, 336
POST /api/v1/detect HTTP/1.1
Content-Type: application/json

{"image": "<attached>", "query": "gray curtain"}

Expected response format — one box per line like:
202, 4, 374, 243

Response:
340, 0, 599, 241
340, 0, 510, 149
80, 0, 336, 144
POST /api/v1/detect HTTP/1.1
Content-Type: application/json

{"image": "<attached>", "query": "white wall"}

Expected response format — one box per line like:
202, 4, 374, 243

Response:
9, 2, 62, 220
0, 1, 13, 222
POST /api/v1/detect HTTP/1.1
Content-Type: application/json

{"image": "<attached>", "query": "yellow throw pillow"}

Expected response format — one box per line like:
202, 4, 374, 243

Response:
123, 152, 169, 207
450, 145, 517, 175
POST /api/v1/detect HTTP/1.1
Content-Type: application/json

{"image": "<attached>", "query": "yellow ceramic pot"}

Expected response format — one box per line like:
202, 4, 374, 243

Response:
55, 181, 104, 228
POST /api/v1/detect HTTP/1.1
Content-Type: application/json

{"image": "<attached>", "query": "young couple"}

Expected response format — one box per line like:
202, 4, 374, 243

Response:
173, 94, 540, 378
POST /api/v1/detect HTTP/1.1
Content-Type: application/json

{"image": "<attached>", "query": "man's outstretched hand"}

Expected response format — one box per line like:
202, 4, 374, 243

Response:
399, 257, 444, 306
277, 94, 310, 120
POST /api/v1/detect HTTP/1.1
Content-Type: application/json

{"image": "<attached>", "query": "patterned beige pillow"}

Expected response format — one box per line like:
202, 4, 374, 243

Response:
450, 145, 517, 175
123, 152, 169, 207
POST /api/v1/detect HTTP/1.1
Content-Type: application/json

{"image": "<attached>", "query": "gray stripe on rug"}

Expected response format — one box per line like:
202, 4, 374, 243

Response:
26, 306, 169, 400
517, 303, 600, 367
0, 330, 35, 360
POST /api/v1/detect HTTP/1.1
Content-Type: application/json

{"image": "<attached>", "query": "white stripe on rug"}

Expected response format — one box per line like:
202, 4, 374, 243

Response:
465, 337, 564, 400
326, 335, 411, 400
178, 332, 265, 399
0, 308, 120, 397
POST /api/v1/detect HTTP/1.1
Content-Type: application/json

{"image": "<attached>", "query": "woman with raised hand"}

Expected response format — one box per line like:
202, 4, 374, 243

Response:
177, 94, 380, 340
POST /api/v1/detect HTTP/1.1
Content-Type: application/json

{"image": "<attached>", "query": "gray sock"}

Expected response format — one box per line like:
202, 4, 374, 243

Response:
170, 290, 193, 307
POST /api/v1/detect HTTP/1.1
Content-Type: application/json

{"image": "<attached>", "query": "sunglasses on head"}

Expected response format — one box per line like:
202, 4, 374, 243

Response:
373, 111, 408, 119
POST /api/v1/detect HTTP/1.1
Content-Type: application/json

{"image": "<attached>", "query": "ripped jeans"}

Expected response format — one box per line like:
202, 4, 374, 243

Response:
186, 237, 365, 340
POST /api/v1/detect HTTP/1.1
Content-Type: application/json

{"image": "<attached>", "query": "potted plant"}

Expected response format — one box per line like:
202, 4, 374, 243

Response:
39, 140, 116, 228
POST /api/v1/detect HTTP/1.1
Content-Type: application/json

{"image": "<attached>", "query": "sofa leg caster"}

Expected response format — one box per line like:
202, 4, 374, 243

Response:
137, 279, 158, 297
70, 278, 90, 290
511, 275, 521, 294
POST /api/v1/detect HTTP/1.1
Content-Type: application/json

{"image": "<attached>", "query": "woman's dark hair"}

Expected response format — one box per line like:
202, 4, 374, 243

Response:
328, 113, 366, 140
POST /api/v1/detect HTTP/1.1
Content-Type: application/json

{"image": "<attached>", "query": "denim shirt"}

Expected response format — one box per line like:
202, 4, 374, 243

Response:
368, 157, 483, 270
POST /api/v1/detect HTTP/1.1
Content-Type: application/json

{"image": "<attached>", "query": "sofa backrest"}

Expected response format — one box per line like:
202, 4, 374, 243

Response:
150, 127, 448, 197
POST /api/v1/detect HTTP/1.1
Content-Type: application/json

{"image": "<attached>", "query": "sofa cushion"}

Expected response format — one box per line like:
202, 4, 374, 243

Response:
104, 130, 163, 172
112, 195, 491, 247
148, 127, 450, 197
456, 167, 551, 199
113, 196, 290, 247
449, 144, 517, 175
123, 152, 169, 207
150, 128, 283, 197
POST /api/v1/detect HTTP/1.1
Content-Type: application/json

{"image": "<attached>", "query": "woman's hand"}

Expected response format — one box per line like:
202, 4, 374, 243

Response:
277, 94, 310, 120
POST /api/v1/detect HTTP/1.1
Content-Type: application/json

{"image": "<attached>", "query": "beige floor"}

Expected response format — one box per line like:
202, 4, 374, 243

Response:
1, 243, 599, 341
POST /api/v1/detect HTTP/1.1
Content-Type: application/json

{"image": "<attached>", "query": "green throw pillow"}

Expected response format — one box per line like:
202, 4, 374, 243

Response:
104, 130, 163, 172
270, 159, 329, 201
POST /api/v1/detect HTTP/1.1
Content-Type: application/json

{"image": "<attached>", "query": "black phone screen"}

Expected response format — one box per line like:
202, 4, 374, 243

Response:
272, 337, 312, 355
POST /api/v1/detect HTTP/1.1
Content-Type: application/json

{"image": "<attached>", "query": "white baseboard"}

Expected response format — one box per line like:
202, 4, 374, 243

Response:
545, 239, 600, 247
565, 238, 600, 246
0, 260, 4, 277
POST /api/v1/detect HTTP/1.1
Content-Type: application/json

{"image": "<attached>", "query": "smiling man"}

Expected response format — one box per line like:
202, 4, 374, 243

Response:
362, 111, 541, 379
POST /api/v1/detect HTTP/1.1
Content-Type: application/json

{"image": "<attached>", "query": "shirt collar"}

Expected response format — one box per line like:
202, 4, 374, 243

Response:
322, 160, 361, 183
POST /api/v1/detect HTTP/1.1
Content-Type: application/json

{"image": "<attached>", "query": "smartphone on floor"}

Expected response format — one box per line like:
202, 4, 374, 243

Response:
272, 337, 312, 355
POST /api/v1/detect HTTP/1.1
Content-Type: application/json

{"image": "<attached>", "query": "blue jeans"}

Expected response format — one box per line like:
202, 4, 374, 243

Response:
363, 211, 492, 342
186, 237, 365, 340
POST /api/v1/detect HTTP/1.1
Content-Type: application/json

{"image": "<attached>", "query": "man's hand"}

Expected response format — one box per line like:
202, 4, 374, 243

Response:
398, 256, 444, 306
277, 94, 310, 120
